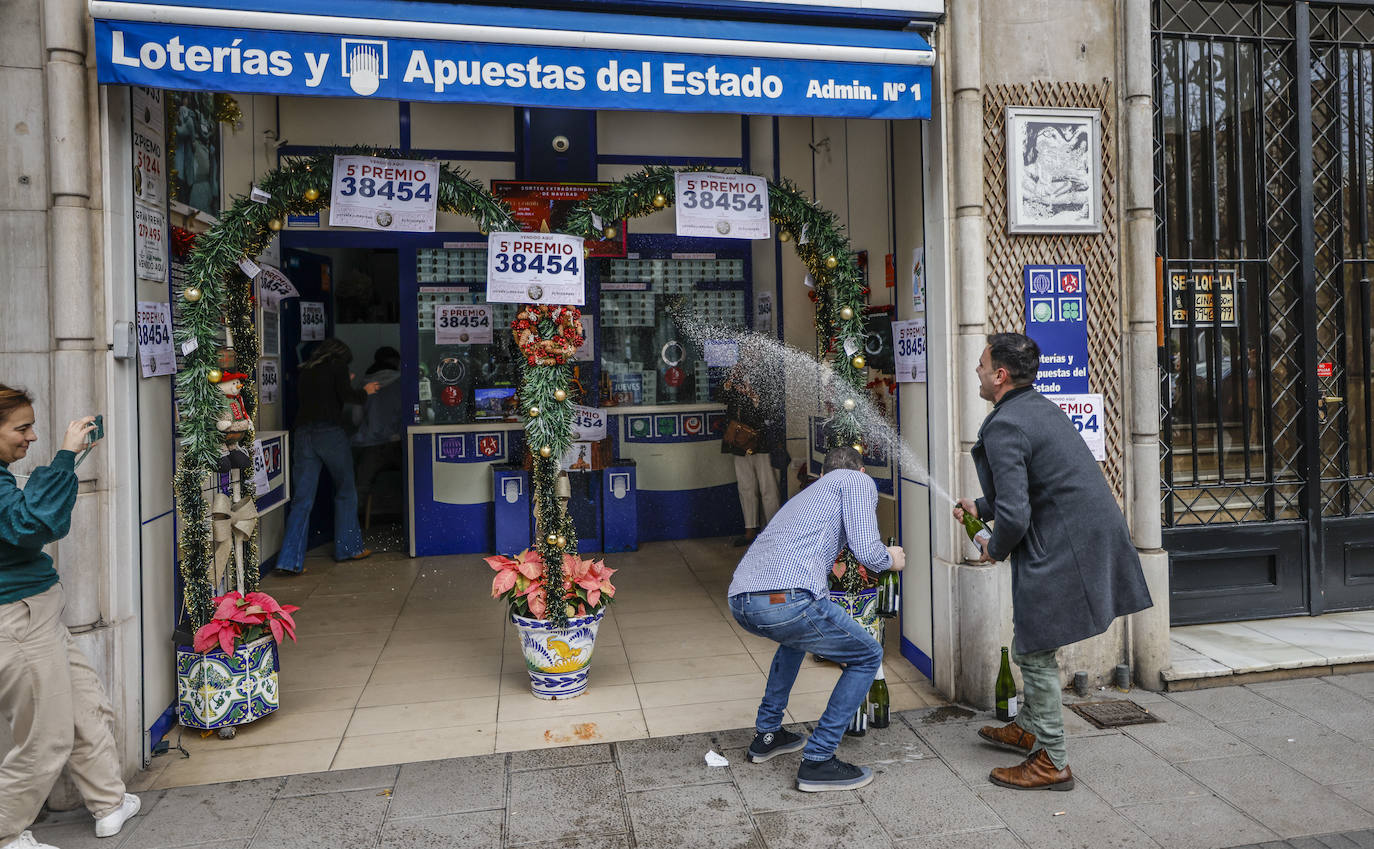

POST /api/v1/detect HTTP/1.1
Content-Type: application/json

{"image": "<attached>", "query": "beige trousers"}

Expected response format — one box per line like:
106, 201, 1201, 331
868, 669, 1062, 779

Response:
734, 452, 780, 529
0, 585, 125, 844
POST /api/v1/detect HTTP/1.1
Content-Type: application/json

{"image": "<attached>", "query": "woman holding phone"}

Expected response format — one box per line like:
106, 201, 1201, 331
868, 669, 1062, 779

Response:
0, 385, 140, 849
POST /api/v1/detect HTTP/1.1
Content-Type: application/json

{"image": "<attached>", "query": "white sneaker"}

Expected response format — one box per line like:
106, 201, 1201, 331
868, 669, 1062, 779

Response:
1, 831, 60, 849
93, 793, 140, 838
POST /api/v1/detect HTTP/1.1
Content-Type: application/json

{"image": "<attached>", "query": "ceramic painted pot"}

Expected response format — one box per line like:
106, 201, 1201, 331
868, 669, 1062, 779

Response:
828, 587, 885, 644
511, 609, 605, 699
176, 635, 280, 730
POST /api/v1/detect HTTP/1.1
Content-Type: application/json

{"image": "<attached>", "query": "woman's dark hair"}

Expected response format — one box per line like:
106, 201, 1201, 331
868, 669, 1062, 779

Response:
0, 384, 34, 425
987, 333, 1041, 386
822, 446, 864, 474
302, 338, 353, 370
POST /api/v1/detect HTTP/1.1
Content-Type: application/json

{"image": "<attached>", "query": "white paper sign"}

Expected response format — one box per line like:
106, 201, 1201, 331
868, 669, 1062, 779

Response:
134, 205, 168, 282
135, 301, 174, 378
329, 155, 438, 232
251, 441, 270, 491
1049, 393, 1107, 461
892, 318, 927, 383
912, 247, 926, 313
703, 340, 739, 367
573, 316, 595, 362
434, 304, 492, 345
260, 303, 280, 357
258, 358, 280, 404
132, 87, 164, 136
559, 441, 597, 471
300, 301, 326, 341
237, 257, 262, 279
257, 264, 299, 306
570, 405, 607, 442
132, 125, 165, 208
674, 172, 770, 240
485, 232, 586, 305
755, 292, 774, 329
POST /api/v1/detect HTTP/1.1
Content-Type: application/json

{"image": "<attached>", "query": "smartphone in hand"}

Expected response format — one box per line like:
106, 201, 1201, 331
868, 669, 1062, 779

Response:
88, 415, 104, 445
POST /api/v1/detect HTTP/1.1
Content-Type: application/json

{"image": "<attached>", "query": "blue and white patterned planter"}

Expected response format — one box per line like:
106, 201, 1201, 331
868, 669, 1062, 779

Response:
175, 635, 280, 730
511, 609, 605, 700
829, 587, 885, 645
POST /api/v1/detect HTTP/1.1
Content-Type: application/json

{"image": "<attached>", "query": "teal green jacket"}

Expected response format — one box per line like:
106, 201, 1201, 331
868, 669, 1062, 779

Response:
0, 450, 76, 605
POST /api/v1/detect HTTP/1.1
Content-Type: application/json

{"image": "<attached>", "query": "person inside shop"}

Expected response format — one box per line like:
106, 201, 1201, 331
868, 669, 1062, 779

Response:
352, 346, 404, 520
276, 339, 380, 574
954, 333, 1151, 791
727, 446, 905, 793
720, 346, 784, 546
0, 385, 142, 849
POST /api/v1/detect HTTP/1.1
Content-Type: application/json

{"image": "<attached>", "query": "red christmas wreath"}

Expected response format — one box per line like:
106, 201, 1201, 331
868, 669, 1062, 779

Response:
511, 305, 584, 367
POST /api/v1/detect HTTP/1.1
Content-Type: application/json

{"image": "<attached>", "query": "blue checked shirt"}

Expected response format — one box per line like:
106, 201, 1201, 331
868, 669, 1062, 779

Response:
728, 469, 892, 600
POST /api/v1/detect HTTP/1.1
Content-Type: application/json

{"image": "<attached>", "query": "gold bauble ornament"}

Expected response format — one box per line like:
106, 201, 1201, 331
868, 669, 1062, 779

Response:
779, 230, 792, 243
825, 255, 839, 269
842, 398, 856, 411
584, 245, 593, 257
852, 443, 865, 452
553, 389, 567, 402
183, 286, 202, 303
207, 369, 223, 384
652, 193, 667, 208
303, 188, 320, 202
839, 306, 855, 321
539, 445, 553, 458
603, 225, 618, 239
566, 603, 578, 617
267, 218, 283, 232
528, 406, 541, 418
851, 355, 866, 369
546, 533, 559, 545
556, 535, 567, 548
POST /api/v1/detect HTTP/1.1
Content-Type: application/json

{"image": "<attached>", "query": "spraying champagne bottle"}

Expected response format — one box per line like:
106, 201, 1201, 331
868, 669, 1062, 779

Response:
995, 646, 1018, 722
878, 537, 901, 618
960, 506, 992, 548
867, 666, 891, 728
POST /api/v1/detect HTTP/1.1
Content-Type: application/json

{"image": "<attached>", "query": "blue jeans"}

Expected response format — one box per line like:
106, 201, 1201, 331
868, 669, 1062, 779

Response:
729, 589, 883, 761
277, 423, 365, 572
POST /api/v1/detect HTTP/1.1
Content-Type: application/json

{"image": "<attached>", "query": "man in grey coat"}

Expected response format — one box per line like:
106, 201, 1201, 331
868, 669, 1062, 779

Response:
954, 333, 1152, 791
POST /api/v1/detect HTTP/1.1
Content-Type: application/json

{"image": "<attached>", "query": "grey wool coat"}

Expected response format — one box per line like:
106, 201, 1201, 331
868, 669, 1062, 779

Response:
972, 387, 1152, 654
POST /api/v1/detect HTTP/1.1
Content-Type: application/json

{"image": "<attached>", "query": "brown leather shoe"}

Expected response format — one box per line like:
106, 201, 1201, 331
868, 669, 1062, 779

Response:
989, 749, 1074, 791
978, 722, 1036, 754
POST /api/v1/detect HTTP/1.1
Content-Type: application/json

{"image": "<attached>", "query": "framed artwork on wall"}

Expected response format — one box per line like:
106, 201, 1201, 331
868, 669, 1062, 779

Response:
1005, 106, 1103, 234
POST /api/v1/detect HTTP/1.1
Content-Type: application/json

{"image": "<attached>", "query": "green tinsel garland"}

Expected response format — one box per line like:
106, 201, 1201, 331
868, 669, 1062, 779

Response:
563, 165, 870, 447
173, 148, 521, 629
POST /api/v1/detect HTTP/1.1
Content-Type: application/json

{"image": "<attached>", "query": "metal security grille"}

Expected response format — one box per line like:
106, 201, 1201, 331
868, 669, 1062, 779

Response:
1154, 0, 1374, 620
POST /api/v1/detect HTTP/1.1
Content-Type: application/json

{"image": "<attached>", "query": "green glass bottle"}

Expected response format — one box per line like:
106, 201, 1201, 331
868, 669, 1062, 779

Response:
995, 646, 1018, 722
961, 508, 992, 547
878, 537, 900, 618
867, 666, 891, 728
845, 698, 869, 737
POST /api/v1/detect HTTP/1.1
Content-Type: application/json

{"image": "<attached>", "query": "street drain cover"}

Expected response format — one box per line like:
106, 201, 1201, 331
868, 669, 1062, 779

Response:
1067, 700, 1160, 729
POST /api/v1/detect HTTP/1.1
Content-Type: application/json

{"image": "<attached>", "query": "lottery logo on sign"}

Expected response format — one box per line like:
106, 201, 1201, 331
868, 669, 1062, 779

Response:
477, 435, 501, 457
1029, 299, 1055, 323
485, 232, 586, 305
683, 415, 703, 435
674, 172, 771, 240
1059, 298, 1084, 322
329, 155, 438, 232
1058, 270, 1082, 294
1029, 270, 1054, 294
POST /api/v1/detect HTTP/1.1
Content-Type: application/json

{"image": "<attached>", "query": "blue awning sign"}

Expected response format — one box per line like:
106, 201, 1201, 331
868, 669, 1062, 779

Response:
91, 1, 933, 119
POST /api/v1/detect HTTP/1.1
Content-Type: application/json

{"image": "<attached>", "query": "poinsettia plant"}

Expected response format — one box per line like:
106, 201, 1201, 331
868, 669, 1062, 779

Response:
488, 549, 617, 620
193, 591, 300, 655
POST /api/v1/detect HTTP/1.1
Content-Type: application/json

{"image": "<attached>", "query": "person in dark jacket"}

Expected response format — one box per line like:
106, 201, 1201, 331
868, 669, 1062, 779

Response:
352, 347, 404, 513
0, 385, 141, 849
954, 333, 1152, 791
720, 350, 783, 546
277, 339, 380, 573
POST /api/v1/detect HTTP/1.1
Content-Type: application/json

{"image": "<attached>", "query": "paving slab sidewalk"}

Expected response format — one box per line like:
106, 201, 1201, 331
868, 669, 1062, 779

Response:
32, 672, 1374, 849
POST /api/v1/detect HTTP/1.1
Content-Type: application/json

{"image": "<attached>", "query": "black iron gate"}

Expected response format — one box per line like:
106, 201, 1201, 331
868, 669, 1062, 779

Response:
1154, 0, 1374, 624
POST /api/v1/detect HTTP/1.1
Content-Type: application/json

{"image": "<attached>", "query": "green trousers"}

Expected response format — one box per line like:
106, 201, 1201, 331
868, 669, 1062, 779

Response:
1011, 647, 1067, 769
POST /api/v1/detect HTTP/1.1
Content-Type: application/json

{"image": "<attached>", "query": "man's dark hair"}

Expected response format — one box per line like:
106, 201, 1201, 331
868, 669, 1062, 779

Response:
822, 446, 864, 474
987, 333, 1041, 386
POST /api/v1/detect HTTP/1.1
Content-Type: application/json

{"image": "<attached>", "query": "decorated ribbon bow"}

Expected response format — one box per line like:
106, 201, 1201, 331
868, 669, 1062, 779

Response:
211, 492, 259, 590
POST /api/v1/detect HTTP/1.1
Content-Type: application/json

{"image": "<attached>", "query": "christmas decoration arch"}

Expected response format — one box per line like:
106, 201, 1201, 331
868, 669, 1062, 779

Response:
173, 153, 874, 632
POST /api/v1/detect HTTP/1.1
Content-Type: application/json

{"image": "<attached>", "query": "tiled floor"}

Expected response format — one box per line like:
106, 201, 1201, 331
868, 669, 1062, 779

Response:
1168, 609, 1374, 683
138, 538, 943, 790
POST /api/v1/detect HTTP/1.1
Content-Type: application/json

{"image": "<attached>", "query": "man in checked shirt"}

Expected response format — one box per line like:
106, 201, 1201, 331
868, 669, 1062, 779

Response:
728, 446, 905, 792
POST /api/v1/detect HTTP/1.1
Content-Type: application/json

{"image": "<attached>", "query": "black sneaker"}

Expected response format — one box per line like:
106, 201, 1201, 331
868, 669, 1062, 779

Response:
747, 728, 806, 763
796, 756, 874, 792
